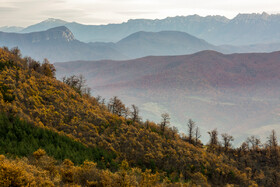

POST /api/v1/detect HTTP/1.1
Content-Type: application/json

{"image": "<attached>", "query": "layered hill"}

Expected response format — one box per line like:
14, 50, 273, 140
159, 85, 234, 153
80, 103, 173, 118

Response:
0, 28, 219, 62
2, 24, 280, 63
11, 13, 280, 45
56, 51, 280, 143
0, 26, 126, 62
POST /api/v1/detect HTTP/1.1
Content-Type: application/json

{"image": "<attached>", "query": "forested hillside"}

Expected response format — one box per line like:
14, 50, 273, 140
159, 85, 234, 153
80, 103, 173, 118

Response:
0, 47, 279, 186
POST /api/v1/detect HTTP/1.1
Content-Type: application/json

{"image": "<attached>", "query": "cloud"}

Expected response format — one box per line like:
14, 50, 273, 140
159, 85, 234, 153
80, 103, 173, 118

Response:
42, 9, 86, 19
1, 0, 280, 27
0, 7, 17, 12
116, 11, 157, 16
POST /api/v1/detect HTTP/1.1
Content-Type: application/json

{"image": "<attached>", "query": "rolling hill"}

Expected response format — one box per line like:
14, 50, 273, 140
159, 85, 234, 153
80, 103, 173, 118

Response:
115, 31, 218, 58
55, 50, 280, 144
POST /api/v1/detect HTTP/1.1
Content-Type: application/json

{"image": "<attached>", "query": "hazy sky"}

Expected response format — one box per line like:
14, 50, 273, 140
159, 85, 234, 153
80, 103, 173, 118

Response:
1, 0, 280, 27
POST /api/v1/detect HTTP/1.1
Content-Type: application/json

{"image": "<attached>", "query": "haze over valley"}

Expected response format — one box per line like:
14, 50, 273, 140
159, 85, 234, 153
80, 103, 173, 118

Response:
55, 51, 280, 144
1, 0, 280, 184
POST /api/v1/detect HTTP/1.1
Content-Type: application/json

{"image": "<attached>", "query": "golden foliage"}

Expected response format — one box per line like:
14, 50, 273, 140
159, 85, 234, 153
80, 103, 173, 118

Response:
0, 48, 260, 186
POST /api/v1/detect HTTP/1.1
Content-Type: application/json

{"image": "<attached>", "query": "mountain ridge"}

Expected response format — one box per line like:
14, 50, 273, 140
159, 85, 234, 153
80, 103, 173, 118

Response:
0, 26, 126, 62
1, 26, 280, 62
3, 12, 280, 45
0, 28, 219, 62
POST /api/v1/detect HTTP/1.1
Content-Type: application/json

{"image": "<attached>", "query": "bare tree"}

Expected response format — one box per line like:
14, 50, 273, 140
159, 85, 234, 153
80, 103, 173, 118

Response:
187, 119, 195, 143
107, 96, 126, 117
171, 126, 179, 139
131, 104, 141, 122
246, 136, 262, 151
96, 95, 102, 103
160, 113, 170, 133
123, 107, 131, 120
240, 142, 249, 152
63, 74, 90, 95
267, 130, 278, 150
195, 127, 201, 145
221, 133, 234, 151
208, 129, 219, 147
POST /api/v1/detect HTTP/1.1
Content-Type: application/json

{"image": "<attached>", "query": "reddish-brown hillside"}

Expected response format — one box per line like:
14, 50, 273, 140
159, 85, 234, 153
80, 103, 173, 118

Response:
56, 50, 280, 89
55, 51, 280, 144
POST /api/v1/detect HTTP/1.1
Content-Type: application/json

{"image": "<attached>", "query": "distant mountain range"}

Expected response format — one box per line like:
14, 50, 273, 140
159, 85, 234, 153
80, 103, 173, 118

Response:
2, 12, 280, 45
0, 27, 219, 62
0, 26, 24, 32
55, 50, 280, 144
1, 25, 280, 62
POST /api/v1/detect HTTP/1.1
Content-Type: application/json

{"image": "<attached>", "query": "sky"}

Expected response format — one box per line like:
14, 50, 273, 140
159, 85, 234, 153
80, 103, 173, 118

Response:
1, 0, 280, 27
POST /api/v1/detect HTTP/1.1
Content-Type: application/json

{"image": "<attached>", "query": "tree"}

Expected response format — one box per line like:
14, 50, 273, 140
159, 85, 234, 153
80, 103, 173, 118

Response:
187, 119, 195, 143
107, 96, 126, 117
267, 130, 278, 150
195, 127, 201, 145
246, 136, 261, 151
10, 47, 21, 57
171, 126, 178, 139
130, 104, 140, 123
40, 58, 56, 77
160, 113, 170, 133
221, 133, 234, 151
123, 107, 130, 120
267, 130, 279, 164
208, 129, 219, 147
27, 57, 41, 72
240, 142, 249, 152
144, 120, 150, 129
63, 75, 91, 96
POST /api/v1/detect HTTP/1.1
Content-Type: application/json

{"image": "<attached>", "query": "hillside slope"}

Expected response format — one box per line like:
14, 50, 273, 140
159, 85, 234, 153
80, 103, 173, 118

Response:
0, 47, 257, 186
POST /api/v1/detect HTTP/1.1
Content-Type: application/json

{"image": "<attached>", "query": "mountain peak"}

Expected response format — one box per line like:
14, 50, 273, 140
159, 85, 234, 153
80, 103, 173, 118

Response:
234, 12, 271, 21
21, 18, 68, 33
47, 26, 69, 31
42, 18, 68, 24
46, 26, 75, 41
